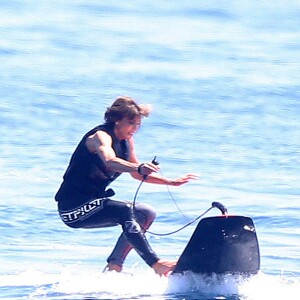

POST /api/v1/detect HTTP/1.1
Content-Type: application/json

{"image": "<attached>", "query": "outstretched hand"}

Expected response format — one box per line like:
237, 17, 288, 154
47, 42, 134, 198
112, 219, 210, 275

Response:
168, 173, 198, 186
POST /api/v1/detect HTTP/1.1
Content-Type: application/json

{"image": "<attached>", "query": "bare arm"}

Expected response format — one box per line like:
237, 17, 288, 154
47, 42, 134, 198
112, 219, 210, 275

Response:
86, 130, 197, 185
85, 130, 159, 177
86, 130, 140, 173
129, 142, 198, 185
132, 170, 198, 186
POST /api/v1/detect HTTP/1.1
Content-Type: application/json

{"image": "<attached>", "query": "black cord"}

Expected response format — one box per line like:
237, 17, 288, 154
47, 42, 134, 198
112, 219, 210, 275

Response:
132, 175, 216, 236
133, 177, 146, 207
146, 206, 214, 236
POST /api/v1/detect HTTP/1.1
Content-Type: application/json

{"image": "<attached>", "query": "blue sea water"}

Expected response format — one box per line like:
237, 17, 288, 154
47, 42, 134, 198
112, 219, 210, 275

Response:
0, 0, 299, 299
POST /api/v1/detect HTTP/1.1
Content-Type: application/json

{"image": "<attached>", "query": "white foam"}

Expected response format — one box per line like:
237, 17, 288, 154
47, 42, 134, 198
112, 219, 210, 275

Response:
2, 267, 299, 299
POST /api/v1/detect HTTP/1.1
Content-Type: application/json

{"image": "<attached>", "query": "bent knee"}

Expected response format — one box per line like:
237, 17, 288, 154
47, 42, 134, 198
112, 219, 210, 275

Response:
133, 203, 156, 227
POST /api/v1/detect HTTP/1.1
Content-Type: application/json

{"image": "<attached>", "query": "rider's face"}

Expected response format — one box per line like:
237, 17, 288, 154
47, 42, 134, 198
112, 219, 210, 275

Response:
114, 116, 142, 140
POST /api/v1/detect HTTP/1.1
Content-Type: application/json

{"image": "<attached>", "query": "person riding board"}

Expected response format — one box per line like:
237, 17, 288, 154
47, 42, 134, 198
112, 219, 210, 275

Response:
55, 96, 197, 276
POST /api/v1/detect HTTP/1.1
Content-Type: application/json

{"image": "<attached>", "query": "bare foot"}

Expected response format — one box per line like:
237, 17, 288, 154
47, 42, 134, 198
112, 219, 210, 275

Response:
103, 263, 122, 273
152, 259, 177, 276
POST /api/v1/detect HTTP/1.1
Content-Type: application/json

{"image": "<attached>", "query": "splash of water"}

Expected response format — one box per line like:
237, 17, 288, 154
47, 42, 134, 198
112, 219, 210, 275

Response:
1, 267, 299, 299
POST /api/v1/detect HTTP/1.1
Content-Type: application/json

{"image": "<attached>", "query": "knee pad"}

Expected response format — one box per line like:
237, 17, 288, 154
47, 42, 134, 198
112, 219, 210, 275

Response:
125, 220, 141, 233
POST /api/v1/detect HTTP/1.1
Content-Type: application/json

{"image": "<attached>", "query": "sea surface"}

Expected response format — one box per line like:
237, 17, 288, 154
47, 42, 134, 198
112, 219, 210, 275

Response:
0, 0, 299, 299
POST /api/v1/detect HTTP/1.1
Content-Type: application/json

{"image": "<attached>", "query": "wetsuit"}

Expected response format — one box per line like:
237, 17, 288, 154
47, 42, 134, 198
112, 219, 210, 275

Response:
55, 123, 159, 267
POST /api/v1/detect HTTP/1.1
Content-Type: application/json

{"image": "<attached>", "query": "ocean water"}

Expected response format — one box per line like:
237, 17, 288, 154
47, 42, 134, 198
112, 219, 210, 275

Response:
0, 0, 299, 299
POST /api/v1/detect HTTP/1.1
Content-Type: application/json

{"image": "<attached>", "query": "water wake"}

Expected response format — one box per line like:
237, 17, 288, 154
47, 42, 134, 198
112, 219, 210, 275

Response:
1, 266, 299, 299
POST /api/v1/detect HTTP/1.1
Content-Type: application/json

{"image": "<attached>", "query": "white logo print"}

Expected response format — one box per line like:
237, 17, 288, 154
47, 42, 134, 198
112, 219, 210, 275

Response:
125, 221, 141, 233
60, 198, 105, 223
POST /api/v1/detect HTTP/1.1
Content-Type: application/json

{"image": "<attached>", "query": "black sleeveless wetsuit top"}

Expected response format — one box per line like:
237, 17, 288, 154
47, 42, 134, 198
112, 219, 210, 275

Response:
55, 123, 129, 210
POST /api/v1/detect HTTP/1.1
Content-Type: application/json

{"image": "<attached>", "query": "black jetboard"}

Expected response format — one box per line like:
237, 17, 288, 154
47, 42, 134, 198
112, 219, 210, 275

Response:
172, 215, 260, 275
